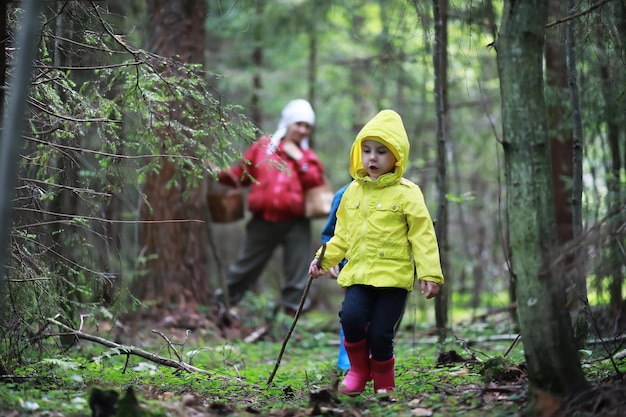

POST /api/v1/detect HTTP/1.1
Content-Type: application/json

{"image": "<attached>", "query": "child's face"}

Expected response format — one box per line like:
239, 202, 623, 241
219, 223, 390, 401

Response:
361, 139, 396, 180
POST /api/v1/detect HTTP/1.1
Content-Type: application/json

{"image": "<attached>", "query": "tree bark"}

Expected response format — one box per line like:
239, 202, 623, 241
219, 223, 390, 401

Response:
432, 0, 450, 342
546, 0, 574, 250
546, 0, 588, 339
0, 0, 7, 119
564, 0, 589, 345
137, 0, 210, 312
596, 2, 625, 315
496, 0, 588, 399
250, 0, 264, 129
306, 22, 317, 148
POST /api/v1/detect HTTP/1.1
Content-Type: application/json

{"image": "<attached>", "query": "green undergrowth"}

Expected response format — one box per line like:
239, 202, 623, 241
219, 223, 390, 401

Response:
1, 303, 625, 416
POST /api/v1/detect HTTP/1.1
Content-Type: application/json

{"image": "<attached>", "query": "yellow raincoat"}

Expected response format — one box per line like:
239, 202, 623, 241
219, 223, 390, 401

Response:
316, 110, 444, 290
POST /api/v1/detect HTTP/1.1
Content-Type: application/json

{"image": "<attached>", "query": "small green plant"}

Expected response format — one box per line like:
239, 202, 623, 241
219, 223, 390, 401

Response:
480, 356, 525, 384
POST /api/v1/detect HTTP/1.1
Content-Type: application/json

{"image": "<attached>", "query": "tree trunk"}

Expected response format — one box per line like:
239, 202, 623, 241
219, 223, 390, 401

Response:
0, 0, 7, 118
565, 0, 584, 255
546, 0, 588, 341
596, 2, 625, 316
564, 0, 589, 345
496, 0, 588, 400
349, 11, 374, 132
432, 0, 450, 342
546, 0, 573, 258
137, 0, 210, 313
306, 25, 317, 148
250, 0, 264, 129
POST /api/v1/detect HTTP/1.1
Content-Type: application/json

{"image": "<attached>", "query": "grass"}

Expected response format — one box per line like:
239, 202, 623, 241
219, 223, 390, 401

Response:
1, 295, 624, 416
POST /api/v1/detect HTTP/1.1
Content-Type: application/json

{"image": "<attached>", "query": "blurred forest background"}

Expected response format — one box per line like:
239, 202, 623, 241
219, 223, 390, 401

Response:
0, 0, 624, 385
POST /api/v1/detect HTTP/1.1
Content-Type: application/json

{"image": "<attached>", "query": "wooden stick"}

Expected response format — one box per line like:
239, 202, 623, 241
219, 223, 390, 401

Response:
266, 244, 326, 386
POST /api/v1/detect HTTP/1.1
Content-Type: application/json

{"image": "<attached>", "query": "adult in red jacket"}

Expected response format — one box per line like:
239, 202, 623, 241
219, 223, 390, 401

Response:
216, 99, 326, 315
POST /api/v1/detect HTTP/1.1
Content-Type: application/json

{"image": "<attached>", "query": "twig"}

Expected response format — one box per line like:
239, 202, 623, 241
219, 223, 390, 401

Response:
151, 329, 183, 362
545, 0, 614, 29
425, 380, 456, 395
16, 207, 204, 224
123, 354, 130, 373
267, 244, 326, 386
504, 334, 522, 358
24, 134, 204, 162
47, 318, 235, 381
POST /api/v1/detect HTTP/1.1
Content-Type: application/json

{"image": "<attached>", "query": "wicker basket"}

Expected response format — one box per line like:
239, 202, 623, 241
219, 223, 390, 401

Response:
304, 176, 334, 219
207, 176, 244, 223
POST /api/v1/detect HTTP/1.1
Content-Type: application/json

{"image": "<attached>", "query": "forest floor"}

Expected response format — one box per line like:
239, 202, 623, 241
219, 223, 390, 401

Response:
2, 301, 626, 417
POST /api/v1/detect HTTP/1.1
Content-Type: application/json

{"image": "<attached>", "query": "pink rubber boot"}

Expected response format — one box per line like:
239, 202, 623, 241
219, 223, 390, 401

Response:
371, 356, 395, 394
339, 339, 371, 396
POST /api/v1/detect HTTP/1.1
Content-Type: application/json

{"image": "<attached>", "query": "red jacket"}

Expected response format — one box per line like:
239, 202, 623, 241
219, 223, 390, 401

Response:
218, 135, 326, 222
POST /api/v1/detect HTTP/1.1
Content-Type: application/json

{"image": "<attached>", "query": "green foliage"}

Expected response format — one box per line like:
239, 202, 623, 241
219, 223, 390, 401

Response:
2, 1, 259, 374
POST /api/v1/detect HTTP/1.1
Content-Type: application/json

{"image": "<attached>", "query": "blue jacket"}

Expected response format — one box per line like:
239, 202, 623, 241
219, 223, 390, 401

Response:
321, 183, 349, 270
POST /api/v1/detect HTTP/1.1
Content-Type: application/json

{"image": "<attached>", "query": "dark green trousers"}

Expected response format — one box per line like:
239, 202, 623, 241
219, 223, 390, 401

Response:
220, 216, 313, 312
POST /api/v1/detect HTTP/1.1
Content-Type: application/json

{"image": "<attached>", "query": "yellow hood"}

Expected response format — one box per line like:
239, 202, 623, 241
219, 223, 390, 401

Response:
349, 109, 409, 180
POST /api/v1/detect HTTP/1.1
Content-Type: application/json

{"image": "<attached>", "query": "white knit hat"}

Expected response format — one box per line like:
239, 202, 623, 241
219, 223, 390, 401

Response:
267, 99, 315, 154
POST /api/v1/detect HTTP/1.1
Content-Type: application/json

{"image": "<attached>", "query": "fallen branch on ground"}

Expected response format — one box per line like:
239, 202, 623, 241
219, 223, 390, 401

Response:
47, 317, 237, 381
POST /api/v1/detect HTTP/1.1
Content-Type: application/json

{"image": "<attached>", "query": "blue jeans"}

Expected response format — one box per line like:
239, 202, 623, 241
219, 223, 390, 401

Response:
340, 284, 408, 361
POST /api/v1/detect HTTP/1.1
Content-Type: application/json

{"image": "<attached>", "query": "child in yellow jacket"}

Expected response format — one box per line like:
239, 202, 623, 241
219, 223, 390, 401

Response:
309, 109, 444, 396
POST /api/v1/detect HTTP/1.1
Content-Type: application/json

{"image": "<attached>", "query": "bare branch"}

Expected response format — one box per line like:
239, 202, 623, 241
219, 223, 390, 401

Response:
47, 318, 240, 381
34, 62, 143, 71
546, 0, 614, 29
151, 329, 183, 362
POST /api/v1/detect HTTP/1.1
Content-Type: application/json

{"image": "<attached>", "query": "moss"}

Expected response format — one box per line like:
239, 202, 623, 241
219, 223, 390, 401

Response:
480, 356, 525, 384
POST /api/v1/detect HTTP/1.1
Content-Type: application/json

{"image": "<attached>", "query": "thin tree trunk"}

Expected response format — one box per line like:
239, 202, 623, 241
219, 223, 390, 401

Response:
566, 0, 584, 256
565, 0, 590, 345
595, 4, 624, 316
432, 0, 450, 343
496, 0, 588, 399
0, 0, 7, 118
546, 0, 588, 341
0, 0, 43, 321
307, 26, 317, 148
349, 12, 373, 132
250, 0, 264, 129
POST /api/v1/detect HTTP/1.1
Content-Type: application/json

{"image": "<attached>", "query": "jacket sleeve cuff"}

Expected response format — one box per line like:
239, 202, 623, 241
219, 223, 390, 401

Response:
418, 276, 444, 285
